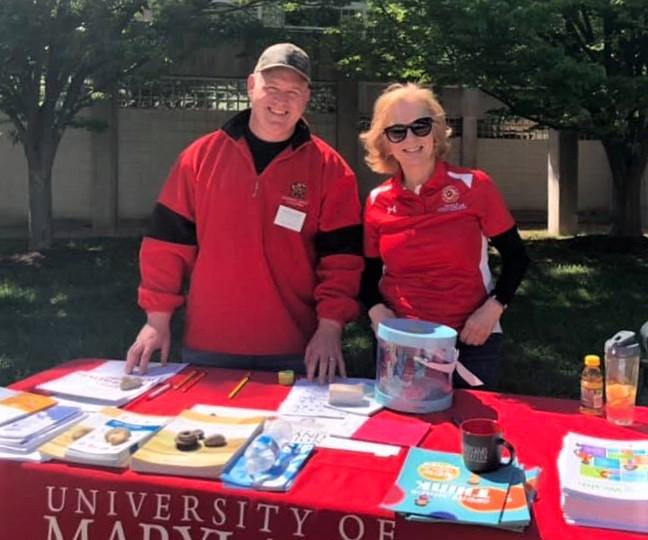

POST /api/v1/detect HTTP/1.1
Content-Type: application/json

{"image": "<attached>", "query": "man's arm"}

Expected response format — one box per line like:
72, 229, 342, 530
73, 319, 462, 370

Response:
305, 159, 364, 383
125, 154, 199, 373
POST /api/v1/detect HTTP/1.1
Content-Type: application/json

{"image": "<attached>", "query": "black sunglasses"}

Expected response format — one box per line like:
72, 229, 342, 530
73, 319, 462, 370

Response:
383, 117, 434, 143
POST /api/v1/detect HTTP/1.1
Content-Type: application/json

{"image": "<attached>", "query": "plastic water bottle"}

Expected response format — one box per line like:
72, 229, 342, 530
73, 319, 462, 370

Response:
244, 419, 292, 478
579, 354, 603, 415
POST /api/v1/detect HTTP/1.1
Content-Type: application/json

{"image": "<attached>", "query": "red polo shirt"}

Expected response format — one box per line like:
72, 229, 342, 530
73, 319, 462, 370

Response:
364, 160, 514, 331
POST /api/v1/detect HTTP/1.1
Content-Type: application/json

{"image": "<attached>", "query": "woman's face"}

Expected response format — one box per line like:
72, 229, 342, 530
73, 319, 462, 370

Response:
384, 99, 436, 168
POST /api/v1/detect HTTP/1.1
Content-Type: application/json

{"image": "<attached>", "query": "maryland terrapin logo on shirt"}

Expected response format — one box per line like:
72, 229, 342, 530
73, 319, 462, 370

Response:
441, 185, 460, 203
282, 182, 309, 208
290, 182, 307, 201
438, 184, 467, 213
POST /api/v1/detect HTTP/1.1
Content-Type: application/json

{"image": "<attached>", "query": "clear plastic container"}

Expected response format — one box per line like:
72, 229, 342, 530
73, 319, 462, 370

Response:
244, 418, 292, 478
605, 337, 640, 426
375, 319, 458, 413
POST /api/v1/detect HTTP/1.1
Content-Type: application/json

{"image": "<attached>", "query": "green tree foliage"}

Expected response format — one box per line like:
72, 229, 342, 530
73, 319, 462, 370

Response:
338, 0, 648, 237
0, 1, 157, 249
0, 0, 268, 249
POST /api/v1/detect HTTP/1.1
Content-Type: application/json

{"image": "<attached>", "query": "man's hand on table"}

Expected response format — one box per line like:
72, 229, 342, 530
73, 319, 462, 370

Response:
125, 312, 172, 374
305, 318, 347, 384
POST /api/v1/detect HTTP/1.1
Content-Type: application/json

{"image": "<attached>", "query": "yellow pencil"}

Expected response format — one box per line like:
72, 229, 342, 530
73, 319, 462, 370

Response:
228, 370, 251, 399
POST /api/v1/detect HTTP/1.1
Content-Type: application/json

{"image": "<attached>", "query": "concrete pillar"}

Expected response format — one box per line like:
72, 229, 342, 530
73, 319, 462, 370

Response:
548, 129, 579, 235
335, 78, 359, 174
91, 92, 119, 234
460, 88, 479, 168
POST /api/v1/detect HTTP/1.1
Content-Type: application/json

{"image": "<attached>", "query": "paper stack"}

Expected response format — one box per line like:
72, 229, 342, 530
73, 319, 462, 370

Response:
0, 387, 57, 426
558, 432, 648, 533
278, 378, 384, 418
131, 410, 265, 479
380, 447, 537, 532
39, 408, 169, 467
0, 404, 84, 461
35, 361, 187, 407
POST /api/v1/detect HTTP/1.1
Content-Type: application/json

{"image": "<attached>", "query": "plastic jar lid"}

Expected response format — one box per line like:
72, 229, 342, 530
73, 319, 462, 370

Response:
376, 318, 457, 349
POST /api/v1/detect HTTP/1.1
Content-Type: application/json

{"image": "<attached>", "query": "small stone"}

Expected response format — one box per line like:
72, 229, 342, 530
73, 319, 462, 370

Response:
105, 427, 131, 445
175, 430, 200, 451
70, 426, 92, 440
120, 376, 143, 391
204, 434, 227, 447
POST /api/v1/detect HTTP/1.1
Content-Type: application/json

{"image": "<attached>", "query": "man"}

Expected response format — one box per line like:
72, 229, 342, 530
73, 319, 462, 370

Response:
125, 43, 363, 382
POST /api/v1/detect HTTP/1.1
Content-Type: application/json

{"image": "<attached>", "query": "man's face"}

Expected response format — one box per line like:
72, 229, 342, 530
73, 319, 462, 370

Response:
247, 68, 310, 142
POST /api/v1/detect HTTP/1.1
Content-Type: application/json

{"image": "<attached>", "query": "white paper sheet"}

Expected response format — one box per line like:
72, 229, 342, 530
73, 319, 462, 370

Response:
278, 378, 383, 418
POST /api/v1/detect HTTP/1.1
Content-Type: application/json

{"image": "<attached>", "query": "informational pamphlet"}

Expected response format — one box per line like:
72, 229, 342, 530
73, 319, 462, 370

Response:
131, 410, 264, 479
381, 447, 532, 531
35, 361, 187, 406
39, 408, 169, 467
558, 432, 648, 533
0, 404, 84, 454
0, 387, 57, 427
278, 378, 383, 418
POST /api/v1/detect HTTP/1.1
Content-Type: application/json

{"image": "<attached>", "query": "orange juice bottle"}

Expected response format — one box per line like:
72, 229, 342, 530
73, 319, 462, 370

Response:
580, 354, 603, 415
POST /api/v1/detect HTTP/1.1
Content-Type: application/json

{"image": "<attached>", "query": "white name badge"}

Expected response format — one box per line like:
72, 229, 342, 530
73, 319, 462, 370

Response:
274, 205, 306, 232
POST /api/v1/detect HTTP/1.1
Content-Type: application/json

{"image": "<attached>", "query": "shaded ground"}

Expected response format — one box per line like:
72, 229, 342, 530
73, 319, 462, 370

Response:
1, 235, 647, 404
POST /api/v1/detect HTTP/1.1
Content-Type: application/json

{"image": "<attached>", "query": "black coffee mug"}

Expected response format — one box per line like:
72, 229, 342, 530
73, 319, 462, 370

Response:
460, 418, 515, 473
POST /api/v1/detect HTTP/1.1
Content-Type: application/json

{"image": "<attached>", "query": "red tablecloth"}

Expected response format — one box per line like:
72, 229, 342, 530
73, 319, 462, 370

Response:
2, 359, 648, 540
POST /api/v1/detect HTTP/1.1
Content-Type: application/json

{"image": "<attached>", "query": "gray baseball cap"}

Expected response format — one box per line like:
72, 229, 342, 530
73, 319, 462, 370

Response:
254, 43, 311, 84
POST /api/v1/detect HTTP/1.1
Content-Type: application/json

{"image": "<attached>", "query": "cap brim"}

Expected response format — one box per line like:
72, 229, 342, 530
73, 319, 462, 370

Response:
255, 63, 311, 83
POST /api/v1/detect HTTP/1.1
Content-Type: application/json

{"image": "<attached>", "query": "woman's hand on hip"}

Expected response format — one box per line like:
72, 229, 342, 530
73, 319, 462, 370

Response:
459, 298, 504, 346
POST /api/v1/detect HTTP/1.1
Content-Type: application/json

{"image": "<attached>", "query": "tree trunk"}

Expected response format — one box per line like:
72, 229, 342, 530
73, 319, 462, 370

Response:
24, 141, 57, 250
602, 137, 648, 238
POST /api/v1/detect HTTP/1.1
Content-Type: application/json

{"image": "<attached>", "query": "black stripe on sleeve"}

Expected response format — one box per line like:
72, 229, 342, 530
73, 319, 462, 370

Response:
315, 225, 363, 257
489, 226, 530, 306
147, 203, 197, 246
359, 256, 385, 310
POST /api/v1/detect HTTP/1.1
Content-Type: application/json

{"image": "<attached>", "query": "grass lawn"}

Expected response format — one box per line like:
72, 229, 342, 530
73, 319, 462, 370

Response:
1, 235, 647, 403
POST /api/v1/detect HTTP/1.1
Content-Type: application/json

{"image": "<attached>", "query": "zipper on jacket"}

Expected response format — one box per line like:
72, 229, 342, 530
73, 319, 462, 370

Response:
249, 141, 311, 199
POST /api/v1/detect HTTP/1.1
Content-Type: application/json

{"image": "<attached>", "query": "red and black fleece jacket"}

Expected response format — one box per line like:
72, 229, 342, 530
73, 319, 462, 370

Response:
138, 110, 363, 356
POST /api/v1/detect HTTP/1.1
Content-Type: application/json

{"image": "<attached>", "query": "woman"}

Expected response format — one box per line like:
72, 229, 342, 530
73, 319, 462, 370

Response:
360, 83, 529, 390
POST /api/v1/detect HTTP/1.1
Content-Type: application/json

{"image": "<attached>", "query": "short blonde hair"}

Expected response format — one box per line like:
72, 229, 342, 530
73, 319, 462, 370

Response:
360, 83, 452, 175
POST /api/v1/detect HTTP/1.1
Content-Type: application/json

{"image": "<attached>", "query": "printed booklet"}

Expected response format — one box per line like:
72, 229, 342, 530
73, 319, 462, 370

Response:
0, 387, 57, 427
35, 360, 188, 406
131, 410, 265, 479
0, 404, 84, 454
38, 408, 169, 467
558, 432, 648, 533
380, 447, 533, 531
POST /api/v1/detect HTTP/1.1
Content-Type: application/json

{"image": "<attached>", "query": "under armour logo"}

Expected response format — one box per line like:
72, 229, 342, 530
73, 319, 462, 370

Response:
387, 205, 397, 214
